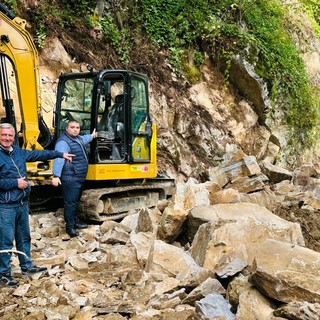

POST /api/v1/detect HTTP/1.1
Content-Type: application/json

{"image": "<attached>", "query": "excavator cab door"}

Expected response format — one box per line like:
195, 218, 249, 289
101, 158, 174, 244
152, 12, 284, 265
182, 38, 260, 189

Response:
95, 71, 127, 162
129, 74, 152, 163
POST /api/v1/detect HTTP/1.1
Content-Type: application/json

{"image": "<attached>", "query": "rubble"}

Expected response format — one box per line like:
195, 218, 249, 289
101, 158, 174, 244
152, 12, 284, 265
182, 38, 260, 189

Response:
1, 152, 320, 319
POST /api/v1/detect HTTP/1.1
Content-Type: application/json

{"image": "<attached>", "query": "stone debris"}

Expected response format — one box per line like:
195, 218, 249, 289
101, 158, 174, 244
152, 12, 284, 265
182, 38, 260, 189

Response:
1, 152, 320, 319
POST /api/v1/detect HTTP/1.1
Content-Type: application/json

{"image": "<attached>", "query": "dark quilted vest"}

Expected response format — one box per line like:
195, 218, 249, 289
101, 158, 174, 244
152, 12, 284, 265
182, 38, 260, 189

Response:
59, 133, 88, 181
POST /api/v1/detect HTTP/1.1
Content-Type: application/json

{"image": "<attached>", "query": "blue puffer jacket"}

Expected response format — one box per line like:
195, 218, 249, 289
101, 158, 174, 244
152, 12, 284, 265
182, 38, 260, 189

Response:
53, 133, 92, 182
0, 146, 63, 207
59, 134, 89, 181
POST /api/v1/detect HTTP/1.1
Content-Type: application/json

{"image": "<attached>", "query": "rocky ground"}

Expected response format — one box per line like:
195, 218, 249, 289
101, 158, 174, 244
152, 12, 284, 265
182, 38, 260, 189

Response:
1, 151, 320, 319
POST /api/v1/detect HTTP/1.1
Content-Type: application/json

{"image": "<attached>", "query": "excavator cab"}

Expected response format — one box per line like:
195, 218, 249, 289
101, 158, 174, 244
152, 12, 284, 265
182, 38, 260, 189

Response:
55, 70, 157, 182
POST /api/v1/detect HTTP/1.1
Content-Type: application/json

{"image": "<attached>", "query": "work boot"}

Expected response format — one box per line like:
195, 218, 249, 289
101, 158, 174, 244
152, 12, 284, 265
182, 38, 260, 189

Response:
0, 274, 19, 287
75, 222, 88, 229
22, 265, 47, 276
66, 227, 79, 237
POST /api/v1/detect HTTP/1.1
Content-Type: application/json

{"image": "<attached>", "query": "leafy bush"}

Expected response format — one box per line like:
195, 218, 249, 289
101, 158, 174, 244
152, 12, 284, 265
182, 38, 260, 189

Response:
140, 0, 183, 46
56, 0, 96, 20
100, 14, 130, 64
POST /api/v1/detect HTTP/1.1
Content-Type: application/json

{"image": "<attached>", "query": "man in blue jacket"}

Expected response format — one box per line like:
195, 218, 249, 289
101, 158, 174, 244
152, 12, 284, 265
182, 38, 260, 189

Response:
0, 123, 74, 288
52, 120, 97, 238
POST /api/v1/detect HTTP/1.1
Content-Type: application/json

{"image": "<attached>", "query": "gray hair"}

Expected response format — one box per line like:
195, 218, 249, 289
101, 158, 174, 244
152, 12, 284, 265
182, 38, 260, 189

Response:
0, 123, 15, 134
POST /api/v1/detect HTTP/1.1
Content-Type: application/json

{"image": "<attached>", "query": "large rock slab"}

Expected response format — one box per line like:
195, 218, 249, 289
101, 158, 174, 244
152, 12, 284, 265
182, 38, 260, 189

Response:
195, 293, 235, 320
145, 240, 200, 277
188, 203, 304, 244
274, 301, 320, 320
157, 207, 188, 242
188, 203, 304, 273
240, 189, 283, 212
250, 239, 320, 303
261, 161, 293, 183
173, 179, 210, 211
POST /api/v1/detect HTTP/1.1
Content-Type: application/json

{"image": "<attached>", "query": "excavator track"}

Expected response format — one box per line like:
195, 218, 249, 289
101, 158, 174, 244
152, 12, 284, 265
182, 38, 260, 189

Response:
78, 178, 175, 222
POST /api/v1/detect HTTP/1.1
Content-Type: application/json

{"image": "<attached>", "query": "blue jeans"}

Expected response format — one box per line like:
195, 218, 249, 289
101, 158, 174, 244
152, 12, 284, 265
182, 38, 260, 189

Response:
0, 204, 33, 276
61, 178, 84, 230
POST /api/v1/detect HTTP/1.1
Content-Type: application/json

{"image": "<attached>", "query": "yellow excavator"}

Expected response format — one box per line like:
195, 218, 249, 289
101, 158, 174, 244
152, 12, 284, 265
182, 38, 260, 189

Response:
0, 3, 174, 221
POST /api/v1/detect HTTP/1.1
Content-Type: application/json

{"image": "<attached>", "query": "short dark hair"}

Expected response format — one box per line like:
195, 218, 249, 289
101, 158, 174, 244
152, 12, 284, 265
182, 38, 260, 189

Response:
66, 120, 80, 128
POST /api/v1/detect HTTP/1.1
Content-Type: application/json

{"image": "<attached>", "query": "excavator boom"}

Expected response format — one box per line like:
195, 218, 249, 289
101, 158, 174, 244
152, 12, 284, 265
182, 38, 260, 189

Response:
0, 3, 48, 150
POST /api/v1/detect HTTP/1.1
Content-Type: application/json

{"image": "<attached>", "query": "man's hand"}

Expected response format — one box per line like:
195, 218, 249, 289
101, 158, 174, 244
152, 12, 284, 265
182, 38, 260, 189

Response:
51, 177, 61, 187
91, 128, 97, 139
18, 177, 29, 190
63, 153, 75, 162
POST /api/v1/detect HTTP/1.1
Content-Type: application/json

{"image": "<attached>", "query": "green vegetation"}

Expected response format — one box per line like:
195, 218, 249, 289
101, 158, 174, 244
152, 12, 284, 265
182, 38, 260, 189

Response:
2, 0, 320, 148
136, 0, 320, 147
99, 13, 130, 65
240, 0, 319, 147
1, 0, 16, 11
300, 0, 320, 36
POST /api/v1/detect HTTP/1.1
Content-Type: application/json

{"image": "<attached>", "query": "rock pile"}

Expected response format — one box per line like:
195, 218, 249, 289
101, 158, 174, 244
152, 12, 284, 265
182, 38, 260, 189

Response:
1, 151, 320, 319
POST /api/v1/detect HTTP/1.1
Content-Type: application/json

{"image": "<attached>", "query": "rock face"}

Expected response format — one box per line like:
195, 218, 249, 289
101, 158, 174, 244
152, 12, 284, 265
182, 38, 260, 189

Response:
32, 33, 320, 183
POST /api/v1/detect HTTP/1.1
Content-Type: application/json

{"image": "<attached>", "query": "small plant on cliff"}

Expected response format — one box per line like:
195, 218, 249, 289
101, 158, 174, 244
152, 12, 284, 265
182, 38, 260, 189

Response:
240, 0, 319, 147
300, 0, 320, 35
99, 13, 130, 65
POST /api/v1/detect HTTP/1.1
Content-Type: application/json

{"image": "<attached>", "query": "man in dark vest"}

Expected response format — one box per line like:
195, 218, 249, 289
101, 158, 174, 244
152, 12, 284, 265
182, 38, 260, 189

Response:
52, 120, 97, 237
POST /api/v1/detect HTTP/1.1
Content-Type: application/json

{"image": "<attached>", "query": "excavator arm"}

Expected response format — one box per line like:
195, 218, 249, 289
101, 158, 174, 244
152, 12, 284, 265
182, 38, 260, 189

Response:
0, 3, 48, 150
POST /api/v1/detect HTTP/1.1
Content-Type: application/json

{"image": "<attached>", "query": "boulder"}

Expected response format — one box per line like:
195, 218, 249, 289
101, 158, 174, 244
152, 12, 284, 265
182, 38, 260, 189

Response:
250, 239, 320, 303
189, 203, 304, 275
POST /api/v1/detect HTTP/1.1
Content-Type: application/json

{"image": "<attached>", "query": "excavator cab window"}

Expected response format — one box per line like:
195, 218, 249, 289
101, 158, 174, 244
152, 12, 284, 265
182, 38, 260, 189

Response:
58, 77, 94, 136
56, 77, 94, 157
